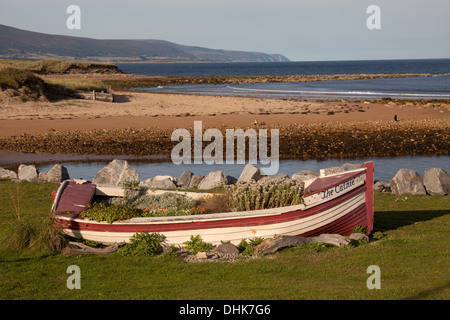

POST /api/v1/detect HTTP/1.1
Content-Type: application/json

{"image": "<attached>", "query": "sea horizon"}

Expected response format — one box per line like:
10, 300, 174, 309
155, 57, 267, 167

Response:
117, 58, 450, 78
123, 58, 450, 101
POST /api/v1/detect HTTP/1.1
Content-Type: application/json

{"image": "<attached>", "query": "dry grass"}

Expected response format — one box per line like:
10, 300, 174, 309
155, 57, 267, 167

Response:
42, 77, 109, 92
3, 217, 68, 253
1, 180, 68, 253
0, 59, 122, 74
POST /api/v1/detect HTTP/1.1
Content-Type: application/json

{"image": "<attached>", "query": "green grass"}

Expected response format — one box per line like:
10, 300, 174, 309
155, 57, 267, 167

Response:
0, 179, 448, 300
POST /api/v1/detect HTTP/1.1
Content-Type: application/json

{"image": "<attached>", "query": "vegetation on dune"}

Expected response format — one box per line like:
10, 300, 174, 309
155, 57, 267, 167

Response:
0, 66, 110, 102
0, 58, 118, 101
0, 67, 67, 101
0, 68, 45, 89
43, 77, 109, 92
0, 59, 123, 74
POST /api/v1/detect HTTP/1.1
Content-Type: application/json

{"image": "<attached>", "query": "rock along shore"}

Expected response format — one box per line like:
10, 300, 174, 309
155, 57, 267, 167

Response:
1, 160, 448, 197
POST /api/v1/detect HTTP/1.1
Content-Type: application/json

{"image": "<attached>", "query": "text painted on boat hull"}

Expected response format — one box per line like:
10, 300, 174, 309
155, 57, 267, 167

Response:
321, 178, 356, 200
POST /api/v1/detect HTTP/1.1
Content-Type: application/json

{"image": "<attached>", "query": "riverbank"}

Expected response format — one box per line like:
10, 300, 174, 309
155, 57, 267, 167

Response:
0, 118, 448, 161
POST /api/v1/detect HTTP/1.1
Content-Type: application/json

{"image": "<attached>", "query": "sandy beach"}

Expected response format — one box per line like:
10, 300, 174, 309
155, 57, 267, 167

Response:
0, 89, 449, 139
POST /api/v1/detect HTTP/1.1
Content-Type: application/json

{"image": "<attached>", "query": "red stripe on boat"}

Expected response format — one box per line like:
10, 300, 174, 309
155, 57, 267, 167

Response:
299, 203, 367, 237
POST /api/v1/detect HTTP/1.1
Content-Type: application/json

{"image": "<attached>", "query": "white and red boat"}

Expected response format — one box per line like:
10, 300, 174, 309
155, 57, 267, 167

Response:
52, 162, 374, 245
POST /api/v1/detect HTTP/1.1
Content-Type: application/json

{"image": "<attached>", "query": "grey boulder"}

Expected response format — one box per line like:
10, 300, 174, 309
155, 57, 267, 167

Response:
18, 164, 39, 182
188, 175, 204, 188
140, 176, 176, 189
0, 167, 18, 180
374, 181, 391, 193
423, 168, 450, 196
46, 164, 70, 184
92, 159, 139, 186
198, 171, 228, 189
390, 169, 426, 195
177, 170, 193, 188
238, 164, 263, 183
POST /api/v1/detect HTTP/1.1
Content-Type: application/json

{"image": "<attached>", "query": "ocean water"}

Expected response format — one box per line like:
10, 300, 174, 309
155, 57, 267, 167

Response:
118, 59, 450, 100
135, 75, 450, 100
117, 59, 450, 77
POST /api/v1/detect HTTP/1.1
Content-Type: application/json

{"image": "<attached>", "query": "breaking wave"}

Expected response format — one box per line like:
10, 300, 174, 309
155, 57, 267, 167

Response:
226, 85, 450, 98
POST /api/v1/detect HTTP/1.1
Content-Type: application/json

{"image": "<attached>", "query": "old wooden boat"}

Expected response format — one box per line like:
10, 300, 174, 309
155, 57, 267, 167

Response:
52, 162, 374, 245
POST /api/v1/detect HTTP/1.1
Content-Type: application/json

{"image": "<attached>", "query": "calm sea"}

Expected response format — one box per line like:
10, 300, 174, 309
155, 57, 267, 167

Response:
118, 59, 450, 100
117, 59, 450, 77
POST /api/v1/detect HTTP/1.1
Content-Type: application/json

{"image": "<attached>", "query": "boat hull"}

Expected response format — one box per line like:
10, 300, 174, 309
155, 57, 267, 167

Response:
56, 188, 366, 245
53, 162, 374, 245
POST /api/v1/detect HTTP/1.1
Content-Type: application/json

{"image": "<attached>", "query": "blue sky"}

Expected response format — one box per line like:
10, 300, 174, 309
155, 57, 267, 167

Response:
1, 0, 449, 61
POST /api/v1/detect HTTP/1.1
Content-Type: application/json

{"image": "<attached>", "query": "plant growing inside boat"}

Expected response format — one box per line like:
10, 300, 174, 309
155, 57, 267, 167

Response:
201, 192, 230, 213
80, 202, 143, 223
81, 179, 306, 223
120, 192, 202, 217
227, 179, 304, 212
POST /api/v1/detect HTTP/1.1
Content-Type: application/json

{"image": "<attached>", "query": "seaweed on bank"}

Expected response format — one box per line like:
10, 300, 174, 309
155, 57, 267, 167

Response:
0, 119, 448, 160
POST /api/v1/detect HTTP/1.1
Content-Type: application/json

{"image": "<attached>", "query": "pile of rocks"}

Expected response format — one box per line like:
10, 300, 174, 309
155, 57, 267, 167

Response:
90, 160, 320, 191
1, 159, 448, 197
172, 233, 372, 263
175, 242, 260, 263
376, 168, 450, 196
0, 164, 70, 184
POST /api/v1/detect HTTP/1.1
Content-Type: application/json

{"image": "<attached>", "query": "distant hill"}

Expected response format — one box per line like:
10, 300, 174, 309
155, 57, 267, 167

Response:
0, 24, 290, 63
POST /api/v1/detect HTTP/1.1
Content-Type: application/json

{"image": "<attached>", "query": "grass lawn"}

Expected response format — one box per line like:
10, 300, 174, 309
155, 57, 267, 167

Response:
0, 179, 448, 300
